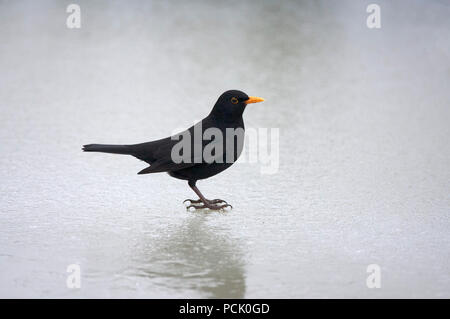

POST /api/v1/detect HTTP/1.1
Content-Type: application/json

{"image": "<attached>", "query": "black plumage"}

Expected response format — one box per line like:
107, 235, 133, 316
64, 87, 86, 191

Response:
83, 90, 264, 210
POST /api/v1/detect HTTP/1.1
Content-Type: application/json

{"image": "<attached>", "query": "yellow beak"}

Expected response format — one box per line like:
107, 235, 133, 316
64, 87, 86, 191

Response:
245, 96, 265, 104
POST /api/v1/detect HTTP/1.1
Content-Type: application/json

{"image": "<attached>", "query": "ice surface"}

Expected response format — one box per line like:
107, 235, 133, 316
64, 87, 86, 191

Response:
0, 0, 449, 298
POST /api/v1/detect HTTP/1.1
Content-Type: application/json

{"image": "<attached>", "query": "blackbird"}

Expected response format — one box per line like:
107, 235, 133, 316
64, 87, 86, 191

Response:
83, 90, 264, 210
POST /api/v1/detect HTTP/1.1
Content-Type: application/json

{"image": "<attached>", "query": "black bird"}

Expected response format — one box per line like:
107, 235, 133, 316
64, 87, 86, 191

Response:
83, 90, 264, 210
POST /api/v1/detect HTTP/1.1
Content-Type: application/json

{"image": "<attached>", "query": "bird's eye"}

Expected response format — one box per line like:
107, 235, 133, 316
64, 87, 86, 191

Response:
231, 97, 239, 104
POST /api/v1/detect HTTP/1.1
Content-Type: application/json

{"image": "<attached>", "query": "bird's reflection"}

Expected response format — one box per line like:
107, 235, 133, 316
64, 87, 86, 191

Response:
135, 213, 246, 298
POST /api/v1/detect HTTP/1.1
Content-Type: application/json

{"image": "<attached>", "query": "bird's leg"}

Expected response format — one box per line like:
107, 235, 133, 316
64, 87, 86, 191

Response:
185, 181, 232, 210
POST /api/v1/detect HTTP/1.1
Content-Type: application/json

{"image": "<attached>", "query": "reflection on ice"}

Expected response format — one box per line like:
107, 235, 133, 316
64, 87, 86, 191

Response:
134, 214, 245, 298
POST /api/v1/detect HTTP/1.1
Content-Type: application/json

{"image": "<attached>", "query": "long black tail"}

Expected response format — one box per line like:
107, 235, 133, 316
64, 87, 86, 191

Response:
82, 144, 133, 155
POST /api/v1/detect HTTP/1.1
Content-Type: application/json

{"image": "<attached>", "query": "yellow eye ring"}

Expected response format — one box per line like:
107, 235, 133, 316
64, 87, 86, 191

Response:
231, 97, 239, 104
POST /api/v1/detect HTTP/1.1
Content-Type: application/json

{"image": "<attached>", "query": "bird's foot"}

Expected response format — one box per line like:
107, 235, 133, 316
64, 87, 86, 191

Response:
183, 199, 232, 211
186, 203, 232, 211
183, 198, 229, 205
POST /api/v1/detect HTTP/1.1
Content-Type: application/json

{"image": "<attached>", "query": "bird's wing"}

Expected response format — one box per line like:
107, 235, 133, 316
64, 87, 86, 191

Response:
134, 137, 200, 175
132, 120, 231, 174
136, 139, 226, 175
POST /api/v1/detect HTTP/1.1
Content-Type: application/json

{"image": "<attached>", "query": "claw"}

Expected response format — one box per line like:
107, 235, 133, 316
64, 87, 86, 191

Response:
183, 197, 232, 211
186, 204, 203, 211
183, 199, 203, 206
209, 199, 228, 205
213, 203, 232, 211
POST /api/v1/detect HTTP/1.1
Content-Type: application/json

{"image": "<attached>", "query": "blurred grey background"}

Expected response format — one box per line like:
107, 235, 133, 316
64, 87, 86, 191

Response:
0, 0, 449, 298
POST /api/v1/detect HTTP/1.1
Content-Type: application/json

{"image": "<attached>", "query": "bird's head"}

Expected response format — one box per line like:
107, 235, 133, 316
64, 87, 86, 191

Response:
210, 90, 264, 120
